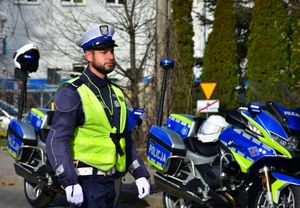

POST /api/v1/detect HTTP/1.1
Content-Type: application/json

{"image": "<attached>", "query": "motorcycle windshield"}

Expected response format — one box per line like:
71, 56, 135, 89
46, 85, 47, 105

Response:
272, 102, 300, 132
252, 110, 288, 141
247, 80, 300, 134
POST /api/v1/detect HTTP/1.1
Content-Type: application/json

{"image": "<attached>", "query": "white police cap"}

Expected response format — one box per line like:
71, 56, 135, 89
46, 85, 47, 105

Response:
77, 24, 118, 51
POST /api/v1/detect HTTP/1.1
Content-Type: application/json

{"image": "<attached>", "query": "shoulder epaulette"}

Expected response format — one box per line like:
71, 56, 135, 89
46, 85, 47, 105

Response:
69, 78, 84, 90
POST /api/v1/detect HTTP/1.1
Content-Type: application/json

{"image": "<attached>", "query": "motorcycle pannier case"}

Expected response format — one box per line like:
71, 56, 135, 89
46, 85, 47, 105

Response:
165, 114, 203, 139
27, 108, 53, 131
147, 125, 186, 171
7, 119, 36, 158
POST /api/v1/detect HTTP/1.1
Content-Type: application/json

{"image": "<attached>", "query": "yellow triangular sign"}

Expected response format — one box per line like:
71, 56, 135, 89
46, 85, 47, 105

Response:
200, 82, 217, 100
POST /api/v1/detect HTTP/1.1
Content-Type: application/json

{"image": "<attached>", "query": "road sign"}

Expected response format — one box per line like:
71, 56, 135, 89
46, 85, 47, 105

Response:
197, 100, 219, 113
200, 82, 217, 100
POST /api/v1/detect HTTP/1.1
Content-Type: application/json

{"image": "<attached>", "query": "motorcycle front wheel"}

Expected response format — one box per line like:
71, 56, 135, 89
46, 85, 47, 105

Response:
163, 192, 194, 208
24, 179, 56, 208
254, 185, 300, 208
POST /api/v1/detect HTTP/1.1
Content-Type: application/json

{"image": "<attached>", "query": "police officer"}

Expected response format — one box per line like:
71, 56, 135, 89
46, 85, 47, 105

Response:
45, 24, 150, 208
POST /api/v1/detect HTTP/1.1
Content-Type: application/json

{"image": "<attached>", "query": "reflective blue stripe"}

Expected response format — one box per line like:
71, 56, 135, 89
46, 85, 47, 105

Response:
81, 36, 113, 50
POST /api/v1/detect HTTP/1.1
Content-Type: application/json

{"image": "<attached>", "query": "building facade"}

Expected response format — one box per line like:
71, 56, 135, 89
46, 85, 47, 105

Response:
0, 0, 156, 107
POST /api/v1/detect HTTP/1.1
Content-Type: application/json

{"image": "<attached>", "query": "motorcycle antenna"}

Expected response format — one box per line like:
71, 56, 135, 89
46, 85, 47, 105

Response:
157, 58, 174, 126
13, 43, 40, 120
17, 70, 29, 120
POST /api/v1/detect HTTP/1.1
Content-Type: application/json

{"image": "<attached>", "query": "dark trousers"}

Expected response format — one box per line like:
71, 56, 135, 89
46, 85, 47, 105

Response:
72, 175, 116, 208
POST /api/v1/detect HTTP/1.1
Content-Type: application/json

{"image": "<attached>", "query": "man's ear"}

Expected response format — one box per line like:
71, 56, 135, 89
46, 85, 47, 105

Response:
84, 50, 93, 62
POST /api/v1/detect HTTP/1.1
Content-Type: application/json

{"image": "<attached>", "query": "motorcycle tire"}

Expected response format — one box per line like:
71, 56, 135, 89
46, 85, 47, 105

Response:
251, 185, 300, 208
163, 192, 191, 208
24, 179, 56, 208
163, 192, 209, 208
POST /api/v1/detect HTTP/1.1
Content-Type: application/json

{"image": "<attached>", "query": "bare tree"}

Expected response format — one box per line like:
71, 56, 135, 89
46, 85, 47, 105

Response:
33, 0, 157, 144
44, 1, 155, 100
3, 0, 160, 144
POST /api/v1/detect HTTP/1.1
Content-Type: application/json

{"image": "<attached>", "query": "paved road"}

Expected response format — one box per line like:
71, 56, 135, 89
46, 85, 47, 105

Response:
0, 147, 162, 208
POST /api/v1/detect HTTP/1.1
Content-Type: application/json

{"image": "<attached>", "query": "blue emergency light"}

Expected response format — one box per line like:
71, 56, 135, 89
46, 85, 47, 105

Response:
160, 59, 174, 70
132, 108, 144, 117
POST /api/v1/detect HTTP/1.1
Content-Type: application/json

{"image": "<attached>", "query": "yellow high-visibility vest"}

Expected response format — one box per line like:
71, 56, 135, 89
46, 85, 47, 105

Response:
64, 78, 127, 172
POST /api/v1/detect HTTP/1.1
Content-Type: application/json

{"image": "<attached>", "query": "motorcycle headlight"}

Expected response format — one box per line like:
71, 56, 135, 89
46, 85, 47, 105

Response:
270, 132, 298, 152
287, 136, 299, 152
271, 133, 287, 146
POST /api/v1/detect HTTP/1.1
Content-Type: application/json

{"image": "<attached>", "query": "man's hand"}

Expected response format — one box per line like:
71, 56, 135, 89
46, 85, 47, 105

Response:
65, 184, 84, 206
135, 177, 150, 198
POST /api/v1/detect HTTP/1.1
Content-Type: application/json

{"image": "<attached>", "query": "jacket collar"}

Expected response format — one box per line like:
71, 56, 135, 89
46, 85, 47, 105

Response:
82, 67, 109, 88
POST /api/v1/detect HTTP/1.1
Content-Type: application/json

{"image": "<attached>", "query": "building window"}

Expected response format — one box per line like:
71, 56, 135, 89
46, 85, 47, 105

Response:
61, 0, 85, 6
106, 0, 124, 5
14, 0, 39, 5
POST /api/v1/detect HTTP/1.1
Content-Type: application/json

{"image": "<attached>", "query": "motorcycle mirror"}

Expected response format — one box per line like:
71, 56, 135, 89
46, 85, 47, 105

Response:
248, 103, 261, 117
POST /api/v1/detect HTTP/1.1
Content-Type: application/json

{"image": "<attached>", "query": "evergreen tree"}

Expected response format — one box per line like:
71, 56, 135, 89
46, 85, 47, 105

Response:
201, 0, 238, 109
171, 0, 195, 113
235, 2, 252, 106
235, 2, 252, 61
247, 0, 290, 105
288, 2, 300, 103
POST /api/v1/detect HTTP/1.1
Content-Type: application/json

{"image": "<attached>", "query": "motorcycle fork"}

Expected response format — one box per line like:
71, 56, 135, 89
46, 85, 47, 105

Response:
260, 166, 274, 207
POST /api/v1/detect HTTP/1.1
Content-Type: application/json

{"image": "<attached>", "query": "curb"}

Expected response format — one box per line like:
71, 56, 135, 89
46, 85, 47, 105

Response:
0, 146, 8, 151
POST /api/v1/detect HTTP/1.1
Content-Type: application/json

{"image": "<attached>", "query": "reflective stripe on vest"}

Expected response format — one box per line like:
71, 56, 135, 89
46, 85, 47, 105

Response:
66, 78, 127, 172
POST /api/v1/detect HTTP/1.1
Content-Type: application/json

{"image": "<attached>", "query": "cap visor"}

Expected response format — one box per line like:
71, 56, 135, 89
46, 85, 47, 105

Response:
89, 41, 118, 50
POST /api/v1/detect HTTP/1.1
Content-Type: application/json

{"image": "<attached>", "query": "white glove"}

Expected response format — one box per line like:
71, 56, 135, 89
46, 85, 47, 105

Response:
135, 177, 150, 199
65, 184, 84, 206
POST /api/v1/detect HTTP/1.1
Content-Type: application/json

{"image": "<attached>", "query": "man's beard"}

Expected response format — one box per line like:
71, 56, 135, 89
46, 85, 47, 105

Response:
91, 62, 115, 75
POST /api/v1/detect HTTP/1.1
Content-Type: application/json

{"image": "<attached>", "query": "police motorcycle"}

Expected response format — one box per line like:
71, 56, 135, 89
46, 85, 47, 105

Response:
6, 44, 144, 208
6, 44, 60, 207
146, 59, 300, 207
218, 102, 300, 207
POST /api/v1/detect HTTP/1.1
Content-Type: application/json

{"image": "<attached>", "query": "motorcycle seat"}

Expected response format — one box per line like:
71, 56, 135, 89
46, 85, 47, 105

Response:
185, 137, 219, 157
38, 110, 55, 142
